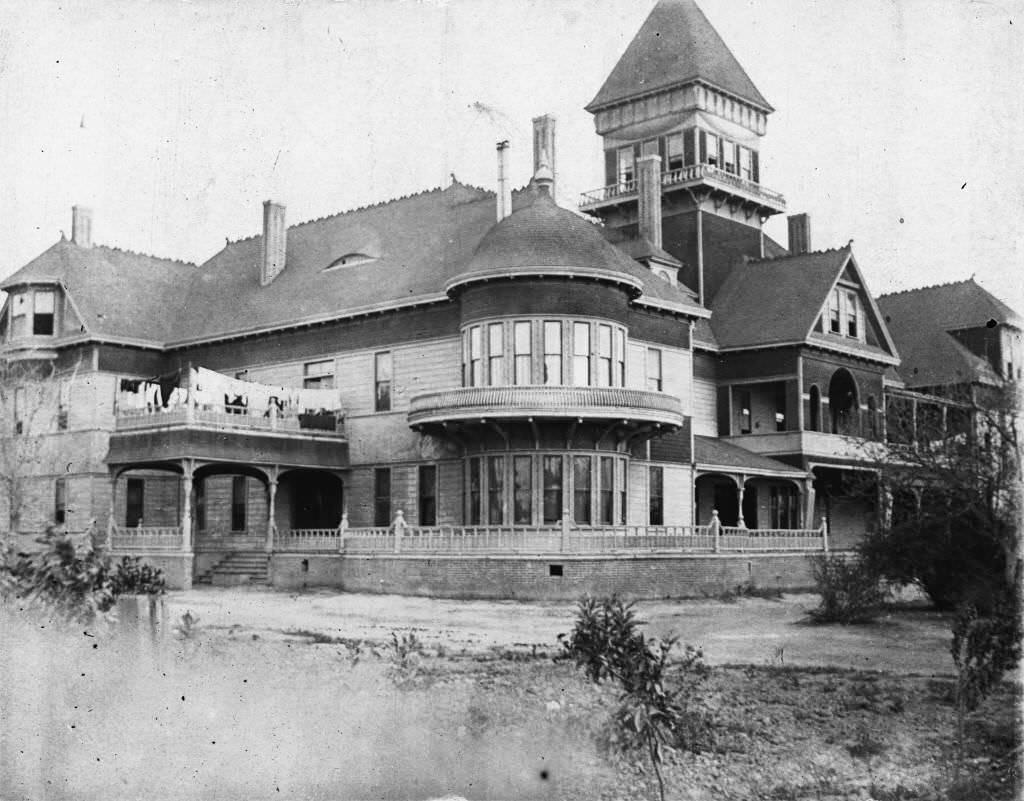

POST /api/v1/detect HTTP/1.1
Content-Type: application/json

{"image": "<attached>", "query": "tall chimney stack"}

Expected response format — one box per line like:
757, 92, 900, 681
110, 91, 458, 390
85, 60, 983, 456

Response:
637, 155, 663, 248
496, 141, 512, 221
71, 205, 92, 247
787, 213, 811, 255
532, 114, 557, 198
260, 200, 287, 286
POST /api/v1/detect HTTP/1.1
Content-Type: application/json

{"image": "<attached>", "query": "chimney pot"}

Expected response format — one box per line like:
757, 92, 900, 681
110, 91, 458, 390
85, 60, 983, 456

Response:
637, 154, 663, 249
532, 114, 557, 198
787, 213, 811, 255
260, 200, 287, 285
496, 141, 512, 222
71, 205, 92, 247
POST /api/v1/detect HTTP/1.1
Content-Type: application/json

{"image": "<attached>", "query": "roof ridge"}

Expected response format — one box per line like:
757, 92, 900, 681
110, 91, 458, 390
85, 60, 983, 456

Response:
92, 242, 196, 268
222, 182, 493, 247
877, 277, 975, 299
745, 244, 850, 264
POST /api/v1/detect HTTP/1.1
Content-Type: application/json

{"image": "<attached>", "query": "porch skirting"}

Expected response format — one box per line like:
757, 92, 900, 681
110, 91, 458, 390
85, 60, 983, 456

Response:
267, 551, 820, 601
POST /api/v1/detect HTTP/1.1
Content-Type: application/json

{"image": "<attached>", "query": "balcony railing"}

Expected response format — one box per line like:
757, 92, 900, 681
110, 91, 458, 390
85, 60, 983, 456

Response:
408, 385, 684, 427
108, 524, 184, 551
579, 164, 786, 210
115, 404, 345, 438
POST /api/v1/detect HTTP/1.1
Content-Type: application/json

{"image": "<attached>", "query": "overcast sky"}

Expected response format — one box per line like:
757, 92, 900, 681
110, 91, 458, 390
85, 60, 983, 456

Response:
0, 0, 1021, 310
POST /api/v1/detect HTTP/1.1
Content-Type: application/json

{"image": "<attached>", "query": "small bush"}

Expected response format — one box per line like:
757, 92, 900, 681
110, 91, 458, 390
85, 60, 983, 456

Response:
808, 553, 888, 624
110, 556, 166, 596
557, 594, 645, 683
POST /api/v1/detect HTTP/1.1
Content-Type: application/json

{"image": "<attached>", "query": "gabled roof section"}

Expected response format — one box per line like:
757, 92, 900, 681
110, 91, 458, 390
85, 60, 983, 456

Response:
877, 279, 1018, 388
708, 246, 898, 362
1, 239, 196, 345
587, 0, 772, 113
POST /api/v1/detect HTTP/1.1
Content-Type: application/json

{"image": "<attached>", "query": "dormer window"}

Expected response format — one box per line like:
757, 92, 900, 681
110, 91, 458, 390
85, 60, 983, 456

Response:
823, 287, 863, 341
33, 290, 55, 335
324, 253, 375, 271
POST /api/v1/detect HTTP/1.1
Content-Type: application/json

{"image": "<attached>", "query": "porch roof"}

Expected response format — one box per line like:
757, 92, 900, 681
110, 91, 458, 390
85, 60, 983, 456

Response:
694, 435, 808, 478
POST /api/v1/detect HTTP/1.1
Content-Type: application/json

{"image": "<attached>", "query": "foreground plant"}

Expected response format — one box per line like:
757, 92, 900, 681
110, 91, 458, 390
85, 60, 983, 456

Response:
559, 595, 711, 801
808, 552, 888, 624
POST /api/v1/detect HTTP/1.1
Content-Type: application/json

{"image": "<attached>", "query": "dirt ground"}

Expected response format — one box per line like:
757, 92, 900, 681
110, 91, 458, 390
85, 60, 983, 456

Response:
165, 587, 955, 676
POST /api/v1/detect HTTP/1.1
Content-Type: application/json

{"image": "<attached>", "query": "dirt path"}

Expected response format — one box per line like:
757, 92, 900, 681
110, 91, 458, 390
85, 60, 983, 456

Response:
165, 587, 955, 676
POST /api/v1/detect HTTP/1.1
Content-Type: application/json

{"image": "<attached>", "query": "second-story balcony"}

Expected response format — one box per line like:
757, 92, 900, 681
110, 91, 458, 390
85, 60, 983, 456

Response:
108, 404, 348, 470
722, 431, 880, 465
579, 164, 786, 216
408, 385, 684, 429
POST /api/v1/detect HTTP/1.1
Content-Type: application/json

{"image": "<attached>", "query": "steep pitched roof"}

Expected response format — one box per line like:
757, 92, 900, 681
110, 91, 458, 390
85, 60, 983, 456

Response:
877, 280, 1016, 388
587, 0, 772, 113
0, 239, 196, 345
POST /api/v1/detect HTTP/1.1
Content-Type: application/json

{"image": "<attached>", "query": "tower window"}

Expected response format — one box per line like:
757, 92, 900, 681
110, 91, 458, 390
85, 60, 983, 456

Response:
488, 323, 504, 385
543, 321, 562, 385
705, 133, 721, 167
666, 133, 685, 172
572, 322, 591, 386
513, 321, 532, 385
646, 348, 663, 392
617, 147, 635, 186
33, 290, 55, 336
375, 351, 393, 411
739, 147, 753, 180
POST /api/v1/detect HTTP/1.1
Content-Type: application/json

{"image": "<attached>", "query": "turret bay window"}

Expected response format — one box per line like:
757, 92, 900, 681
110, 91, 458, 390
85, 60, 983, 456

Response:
374, 351, 392, 411
468, 453, 629, 527
464, 318, 628, 388
33, 291, 55, 335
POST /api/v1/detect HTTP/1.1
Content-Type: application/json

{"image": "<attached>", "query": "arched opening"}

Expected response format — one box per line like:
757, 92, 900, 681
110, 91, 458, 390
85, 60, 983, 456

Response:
694, 473, 739, 526
192, 465, 271, 538
277, 470, 344, 531
828, 369, 859, 436
808, 385, 821, 432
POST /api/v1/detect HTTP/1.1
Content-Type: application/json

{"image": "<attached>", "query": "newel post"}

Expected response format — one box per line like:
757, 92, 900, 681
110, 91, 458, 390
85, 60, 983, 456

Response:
820, 516, 830, 554
710, 509, 721, 553
393, 509, 406, 553
338, 510, 348, 554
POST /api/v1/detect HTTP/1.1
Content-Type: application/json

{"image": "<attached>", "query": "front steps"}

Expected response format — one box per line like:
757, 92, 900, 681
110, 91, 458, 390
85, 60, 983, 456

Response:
195, 551, 271, 586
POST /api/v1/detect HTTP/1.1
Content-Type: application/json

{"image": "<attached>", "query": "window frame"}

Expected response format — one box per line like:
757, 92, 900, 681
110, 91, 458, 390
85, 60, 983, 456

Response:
487, 323, 505, 386
231, 475, 247, 532
374, 467, 392, 527
54, 477, 67, 526
418, 464, 437, 526
374, 351, 393, 412
513, 321, 532, 385
32, 290, 55, 336
649, 466, 664, 526
646, 347, 663, 392
125, 477, 145, 527
303, 359, 335, 390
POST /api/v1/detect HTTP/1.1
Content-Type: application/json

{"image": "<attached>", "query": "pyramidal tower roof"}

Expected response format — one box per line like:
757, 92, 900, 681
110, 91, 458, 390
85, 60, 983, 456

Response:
586, 0, 772, 113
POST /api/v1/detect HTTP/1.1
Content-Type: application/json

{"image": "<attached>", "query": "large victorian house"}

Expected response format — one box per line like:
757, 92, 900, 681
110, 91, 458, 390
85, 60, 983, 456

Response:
0, 0, 1016, 597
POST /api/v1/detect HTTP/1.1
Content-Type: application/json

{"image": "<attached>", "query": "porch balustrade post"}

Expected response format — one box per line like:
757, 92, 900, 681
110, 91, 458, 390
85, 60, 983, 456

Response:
820, 516, 830, 553
736, 480, 747, 530
710, 509, 721, 553
393, 509, 406, 553
338, 510, 348, 554
266, 478, 278, 553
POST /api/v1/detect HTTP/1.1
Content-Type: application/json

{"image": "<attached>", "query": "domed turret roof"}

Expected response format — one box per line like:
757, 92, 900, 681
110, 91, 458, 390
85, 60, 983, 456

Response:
446, 190, 645, 296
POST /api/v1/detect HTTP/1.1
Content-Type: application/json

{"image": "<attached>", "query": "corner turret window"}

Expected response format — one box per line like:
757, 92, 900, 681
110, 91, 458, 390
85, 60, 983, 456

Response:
739, 147, 753, 180
33, 291, 55, 335
617, 147, 635, 186
666, 134, 685, 172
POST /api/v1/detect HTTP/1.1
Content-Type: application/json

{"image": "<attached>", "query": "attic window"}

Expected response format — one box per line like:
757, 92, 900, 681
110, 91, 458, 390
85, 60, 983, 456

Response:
324, 253, 376, 271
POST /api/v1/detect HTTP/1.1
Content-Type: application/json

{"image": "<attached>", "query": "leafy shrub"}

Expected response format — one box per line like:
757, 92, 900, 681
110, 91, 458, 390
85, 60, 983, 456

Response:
559, 595, 712, 801
0, 528, 163, 625
808, 553, 888, 624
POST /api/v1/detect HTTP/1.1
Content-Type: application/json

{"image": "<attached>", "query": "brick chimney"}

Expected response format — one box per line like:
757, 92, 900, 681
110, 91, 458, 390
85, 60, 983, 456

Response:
496, 141, 512, 221
532, 114, 556, 198
260, 200, 287, 286
71, 205, 92, 247
787, 213, 811, 255
637, 154, 663, 248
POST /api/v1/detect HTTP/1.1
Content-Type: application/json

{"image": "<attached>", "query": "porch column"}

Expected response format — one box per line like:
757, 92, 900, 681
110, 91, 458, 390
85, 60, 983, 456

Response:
180, 461, 194, 553
266, 475, 278, 553
803, 478, 815, 529
107, 473, 118, 548
735, 476, 747, 530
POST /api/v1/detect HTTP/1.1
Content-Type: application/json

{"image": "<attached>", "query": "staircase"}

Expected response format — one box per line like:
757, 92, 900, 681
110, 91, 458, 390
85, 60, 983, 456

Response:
195, 551, 270, 586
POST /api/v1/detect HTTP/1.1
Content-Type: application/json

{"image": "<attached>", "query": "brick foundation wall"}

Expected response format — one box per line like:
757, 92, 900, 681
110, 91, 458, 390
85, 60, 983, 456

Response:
269, 552, 818, 600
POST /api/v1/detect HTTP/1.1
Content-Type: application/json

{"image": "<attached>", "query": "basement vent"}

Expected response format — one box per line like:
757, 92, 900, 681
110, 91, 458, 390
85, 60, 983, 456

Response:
548, 564, 563, 577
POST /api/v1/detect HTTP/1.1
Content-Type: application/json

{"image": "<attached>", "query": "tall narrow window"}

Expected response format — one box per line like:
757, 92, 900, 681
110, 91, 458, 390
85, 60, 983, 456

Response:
646, 348, 663, 391
418, 465, 437, 526
705, 133, 721, 167
666, 133, 685, 172
829, 289, 841, 334
374, 468, 391, 527
599, 456, 614, 525
11, 293, 28, 338
513, 321, 532, 385
616, 459, 627, 524
542, 456, 563, 524
845, 290, 860, 338
374, 351, 392, 411
54, 478, 67, 525
303, 360, 334, 389
467, 458, 481, 525
649, 466, 664, 526
231, 476, 247, 531
543, 321, 562, 385
597, 325, 613, 387
617, 146, 635, 185
723, 142, 737, 174
615, 329, 626, 387
739, 147, 753, 180
573, 456, 592, 524
739, 389, 753, 434
469, 326, 483, 387
513, 455, 532, 524
809, 385, 821, 432
774, 383, 787, 431
487, 323, 504, 385
572, 322, 591, 386
487, 455, 504, 524
126, 478, 144, 527
33, 291, 55, 336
